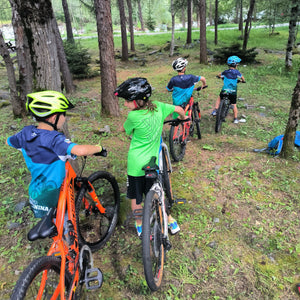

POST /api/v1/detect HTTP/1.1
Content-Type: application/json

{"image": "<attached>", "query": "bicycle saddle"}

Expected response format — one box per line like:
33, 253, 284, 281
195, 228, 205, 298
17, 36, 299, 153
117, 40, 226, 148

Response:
27, 208, 58, 241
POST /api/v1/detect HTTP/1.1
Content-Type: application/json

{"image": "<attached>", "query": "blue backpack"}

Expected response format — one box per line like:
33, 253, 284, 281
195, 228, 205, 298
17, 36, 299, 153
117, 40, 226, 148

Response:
254, 131, 300, 155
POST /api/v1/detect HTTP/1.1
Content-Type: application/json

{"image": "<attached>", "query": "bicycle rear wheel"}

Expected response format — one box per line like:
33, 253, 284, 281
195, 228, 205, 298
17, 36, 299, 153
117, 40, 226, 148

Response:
142, 190, 166, 291
76, 171, 120, 252
11, 256, 72, 300
215, 99, 226, 133
192, 102, 201, 139
162, 146, 173, 212
169, 124, 186, 162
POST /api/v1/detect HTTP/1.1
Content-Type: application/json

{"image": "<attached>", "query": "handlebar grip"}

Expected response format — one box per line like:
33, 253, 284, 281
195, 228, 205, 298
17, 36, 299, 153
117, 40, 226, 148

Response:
196, 85, 208, 91
94, 147, 107, 157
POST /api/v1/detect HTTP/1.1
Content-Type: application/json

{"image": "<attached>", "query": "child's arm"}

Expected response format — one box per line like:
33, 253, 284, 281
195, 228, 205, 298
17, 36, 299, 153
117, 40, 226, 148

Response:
241, 75, 246, 82
174, 106, 188, 120
71, 144, 103, 156
200, 76, 207, 86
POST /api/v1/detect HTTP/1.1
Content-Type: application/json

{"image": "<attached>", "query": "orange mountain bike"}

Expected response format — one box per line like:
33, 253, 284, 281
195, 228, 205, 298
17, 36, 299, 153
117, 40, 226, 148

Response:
169, 85, 207, 161
11, 150, 120, 300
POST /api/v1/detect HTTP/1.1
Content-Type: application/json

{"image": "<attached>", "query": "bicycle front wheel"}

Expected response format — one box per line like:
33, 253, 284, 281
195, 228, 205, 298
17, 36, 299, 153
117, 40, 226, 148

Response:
169, 124, 186, 162
142, 190, 166, 291
11, 256, 72, 300
76, 171, 120, 252
192, 103, 201, 139
215, 100, 226, 133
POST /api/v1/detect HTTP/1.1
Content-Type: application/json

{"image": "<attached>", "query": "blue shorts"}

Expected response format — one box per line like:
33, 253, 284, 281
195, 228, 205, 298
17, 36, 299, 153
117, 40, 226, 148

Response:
127, 175, 155, 205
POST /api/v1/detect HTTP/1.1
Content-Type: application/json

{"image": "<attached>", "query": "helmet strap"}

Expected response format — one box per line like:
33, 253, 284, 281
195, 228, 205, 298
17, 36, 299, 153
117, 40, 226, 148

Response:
133, 100, 139, 109
40, 113, 61, 131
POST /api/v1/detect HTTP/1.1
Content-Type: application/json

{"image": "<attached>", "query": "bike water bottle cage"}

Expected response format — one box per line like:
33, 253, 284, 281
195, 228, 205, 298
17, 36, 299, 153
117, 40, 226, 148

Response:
142, 156, 159, 179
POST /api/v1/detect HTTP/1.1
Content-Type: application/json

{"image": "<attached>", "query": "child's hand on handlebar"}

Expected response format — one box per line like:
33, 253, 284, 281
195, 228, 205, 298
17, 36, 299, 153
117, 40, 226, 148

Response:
94, 147, 107, 157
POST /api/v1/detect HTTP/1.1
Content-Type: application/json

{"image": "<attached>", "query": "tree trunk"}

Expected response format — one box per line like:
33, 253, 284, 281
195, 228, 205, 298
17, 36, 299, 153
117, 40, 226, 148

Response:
186, 0, 192, 44
51, 17, 75, 93
137, 0, 145, 31
62, 0, 74, 44
118, 0, 128, 61
209, 0, 213, 26
281, 69, 300, 159
126, 0, 135, 51
239, 0, 243, 33
214, 0, 218, 45
181, 7, 185, 28
94, 0, 120, 117
169, 0, 175, 57
199, 0, 207, 64
10, 0, 62, 91
9, 0, 33, 101
243, 0, 255, 51
0, 30, 26, 117
285, 0, 299, 71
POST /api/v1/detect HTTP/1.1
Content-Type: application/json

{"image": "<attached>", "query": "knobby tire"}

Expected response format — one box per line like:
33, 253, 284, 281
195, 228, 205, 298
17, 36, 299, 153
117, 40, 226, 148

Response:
11, 256, 72, 300
142, 190, 165, 291
162, 146, 172, 213
169, 124, 186, 162
76, 171, 120, 252
192, 103, 201, 139
215, 99, 226, 133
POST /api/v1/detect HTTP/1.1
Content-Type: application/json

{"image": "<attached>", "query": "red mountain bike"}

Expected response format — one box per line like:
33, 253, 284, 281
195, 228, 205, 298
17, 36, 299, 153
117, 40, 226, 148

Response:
168, 85, 208, 161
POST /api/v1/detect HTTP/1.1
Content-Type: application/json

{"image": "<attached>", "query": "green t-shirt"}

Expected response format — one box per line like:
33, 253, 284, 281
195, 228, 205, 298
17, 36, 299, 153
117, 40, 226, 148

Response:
124, 101, 175, 176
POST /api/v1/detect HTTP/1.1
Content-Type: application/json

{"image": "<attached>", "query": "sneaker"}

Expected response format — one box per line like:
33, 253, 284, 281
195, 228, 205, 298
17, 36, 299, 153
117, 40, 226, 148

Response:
168, 218, 180, 235
135, 222, 142, 237
233, 118, 239, 124
211, 109, 217, 116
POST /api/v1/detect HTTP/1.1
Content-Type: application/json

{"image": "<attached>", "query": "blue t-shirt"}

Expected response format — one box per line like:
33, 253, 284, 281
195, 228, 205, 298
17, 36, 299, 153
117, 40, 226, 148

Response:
166, 74, 201, 105
221, 69, 242, 94
7, 125, 76, 217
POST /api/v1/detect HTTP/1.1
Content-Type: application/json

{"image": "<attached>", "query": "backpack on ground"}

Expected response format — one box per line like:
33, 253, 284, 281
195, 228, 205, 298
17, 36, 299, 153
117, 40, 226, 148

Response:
254, 131, 300, 156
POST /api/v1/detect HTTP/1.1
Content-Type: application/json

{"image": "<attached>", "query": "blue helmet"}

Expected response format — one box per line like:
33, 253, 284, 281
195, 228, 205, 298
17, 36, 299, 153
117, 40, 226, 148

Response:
227, 56, 241, 67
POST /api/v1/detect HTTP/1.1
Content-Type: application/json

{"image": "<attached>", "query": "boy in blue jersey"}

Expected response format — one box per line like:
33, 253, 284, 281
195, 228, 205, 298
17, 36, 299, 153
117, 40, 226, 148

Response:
211, 56, 246, 124
166, 57, 206, 106
6, 91, 104, 218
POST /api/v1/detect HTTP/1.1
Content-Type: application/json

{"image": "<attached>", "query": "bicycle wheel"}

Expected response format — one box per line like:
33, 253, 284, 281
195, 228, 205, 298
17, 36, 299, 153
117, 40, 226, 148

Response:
11, 256, 72, 300
76, 171, 120, 252
215, 99, 226, 133
192, 103, 201, 139
162, 146, 173, 212
142, 190, 166, 291
169, 124, 186, 162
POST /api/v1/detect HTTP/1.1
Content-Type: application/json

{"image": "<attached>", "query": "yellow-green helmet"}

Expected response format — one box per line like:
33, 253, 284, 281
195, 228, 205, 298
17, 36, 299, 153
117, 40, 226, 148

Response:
26, 90, 74, 119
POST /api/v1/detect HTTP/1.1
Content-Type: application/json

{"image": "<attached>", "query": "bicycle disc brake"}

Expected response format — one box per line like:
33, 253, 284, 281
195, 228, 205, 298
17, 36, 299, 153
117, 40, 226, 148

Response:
79, 245, 103, 290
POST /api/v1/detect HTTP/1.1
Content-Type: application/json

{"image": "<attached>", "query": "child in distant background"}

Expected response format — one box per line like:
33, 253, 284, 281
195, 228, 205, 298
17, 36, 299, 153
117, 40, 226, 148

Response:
211, 56, 246, 124
166, 57, 206, 107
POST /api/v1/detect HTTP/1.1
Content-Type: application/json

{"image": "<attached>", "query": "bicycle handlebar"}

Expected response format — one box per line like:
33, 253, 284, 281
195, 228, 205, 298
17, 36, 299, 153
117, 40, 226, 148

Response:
164, 118, 190, 126
94, 147, 107, 157
216, 75, 246, 83
196, 85, 208, 91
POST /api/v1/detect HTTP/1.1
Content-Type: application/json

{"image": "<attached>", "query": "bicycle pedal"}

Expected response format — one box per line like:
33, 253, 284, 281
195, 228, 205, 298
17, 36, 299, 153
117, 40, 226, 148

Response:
174, 198, 186, 204
84, 268, 103, 290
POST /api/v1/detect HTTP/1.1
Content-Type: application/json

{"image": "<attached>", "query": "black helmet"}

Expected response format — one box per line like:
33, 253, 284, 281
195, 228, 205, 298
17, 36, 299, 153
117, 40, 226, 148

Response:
114, 77, 152, 101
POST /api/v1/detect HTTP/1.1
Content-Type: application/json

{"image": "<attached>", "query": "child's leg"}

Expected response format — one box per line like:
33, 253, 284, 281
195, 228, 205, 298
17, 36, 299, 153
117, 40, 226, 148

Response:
215, 95, 221, 109
232, 104, 238, 119
131, 199, 143, 226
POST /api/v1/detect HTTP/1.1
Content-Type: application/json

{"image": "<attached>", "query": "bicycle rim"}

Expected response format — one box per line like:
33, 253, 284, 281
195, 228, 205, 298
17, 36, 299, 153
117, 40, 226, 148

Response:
169, 124, 186, 162
76, 171, 120, 252
142, 190, 165, 291
193, 103, 201, 139
215, 100, 226, 133
11, 256, 72, 300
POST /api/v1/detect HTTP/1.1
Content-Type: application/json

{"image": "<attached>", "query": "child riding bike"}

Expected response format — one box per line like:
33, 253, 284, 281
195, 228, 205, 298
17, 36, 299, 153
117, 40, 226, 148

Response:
166, 57, 207, 108
115, 77, 187, 237
211, 55, 246, 124
6, 90, 105, 218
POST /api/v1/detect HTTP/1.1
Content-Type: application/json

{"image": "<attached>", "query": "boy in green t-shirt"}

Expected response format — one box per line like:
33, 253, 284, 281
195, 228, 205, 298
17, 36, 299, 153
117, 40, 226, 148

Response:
115, 77, 187, 237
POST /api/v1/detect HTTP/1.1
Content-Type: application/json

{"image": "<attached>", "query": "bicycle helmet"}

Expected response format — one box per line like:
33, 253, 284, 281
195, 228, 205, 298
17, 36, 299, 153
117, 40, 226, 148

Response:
172, 57, 188, 72
227, 56, 241, 67
26, 90, 74, 119
114, 77, 152, 101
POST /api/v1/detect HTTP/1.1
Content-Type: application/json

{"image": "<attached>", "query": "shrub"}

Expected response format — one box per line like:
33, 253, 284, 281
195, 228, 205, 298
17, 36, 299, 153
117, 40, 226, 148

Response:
63, 41, 92, 78
213, 43, 259, 64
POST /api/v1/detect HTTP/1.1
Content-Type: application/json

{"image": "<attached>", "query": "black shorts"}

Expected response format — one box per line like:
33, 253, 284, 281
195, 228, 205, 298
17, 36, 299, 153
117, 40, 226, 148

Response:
127, 175, 155, 205
220, 91, 237, 104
